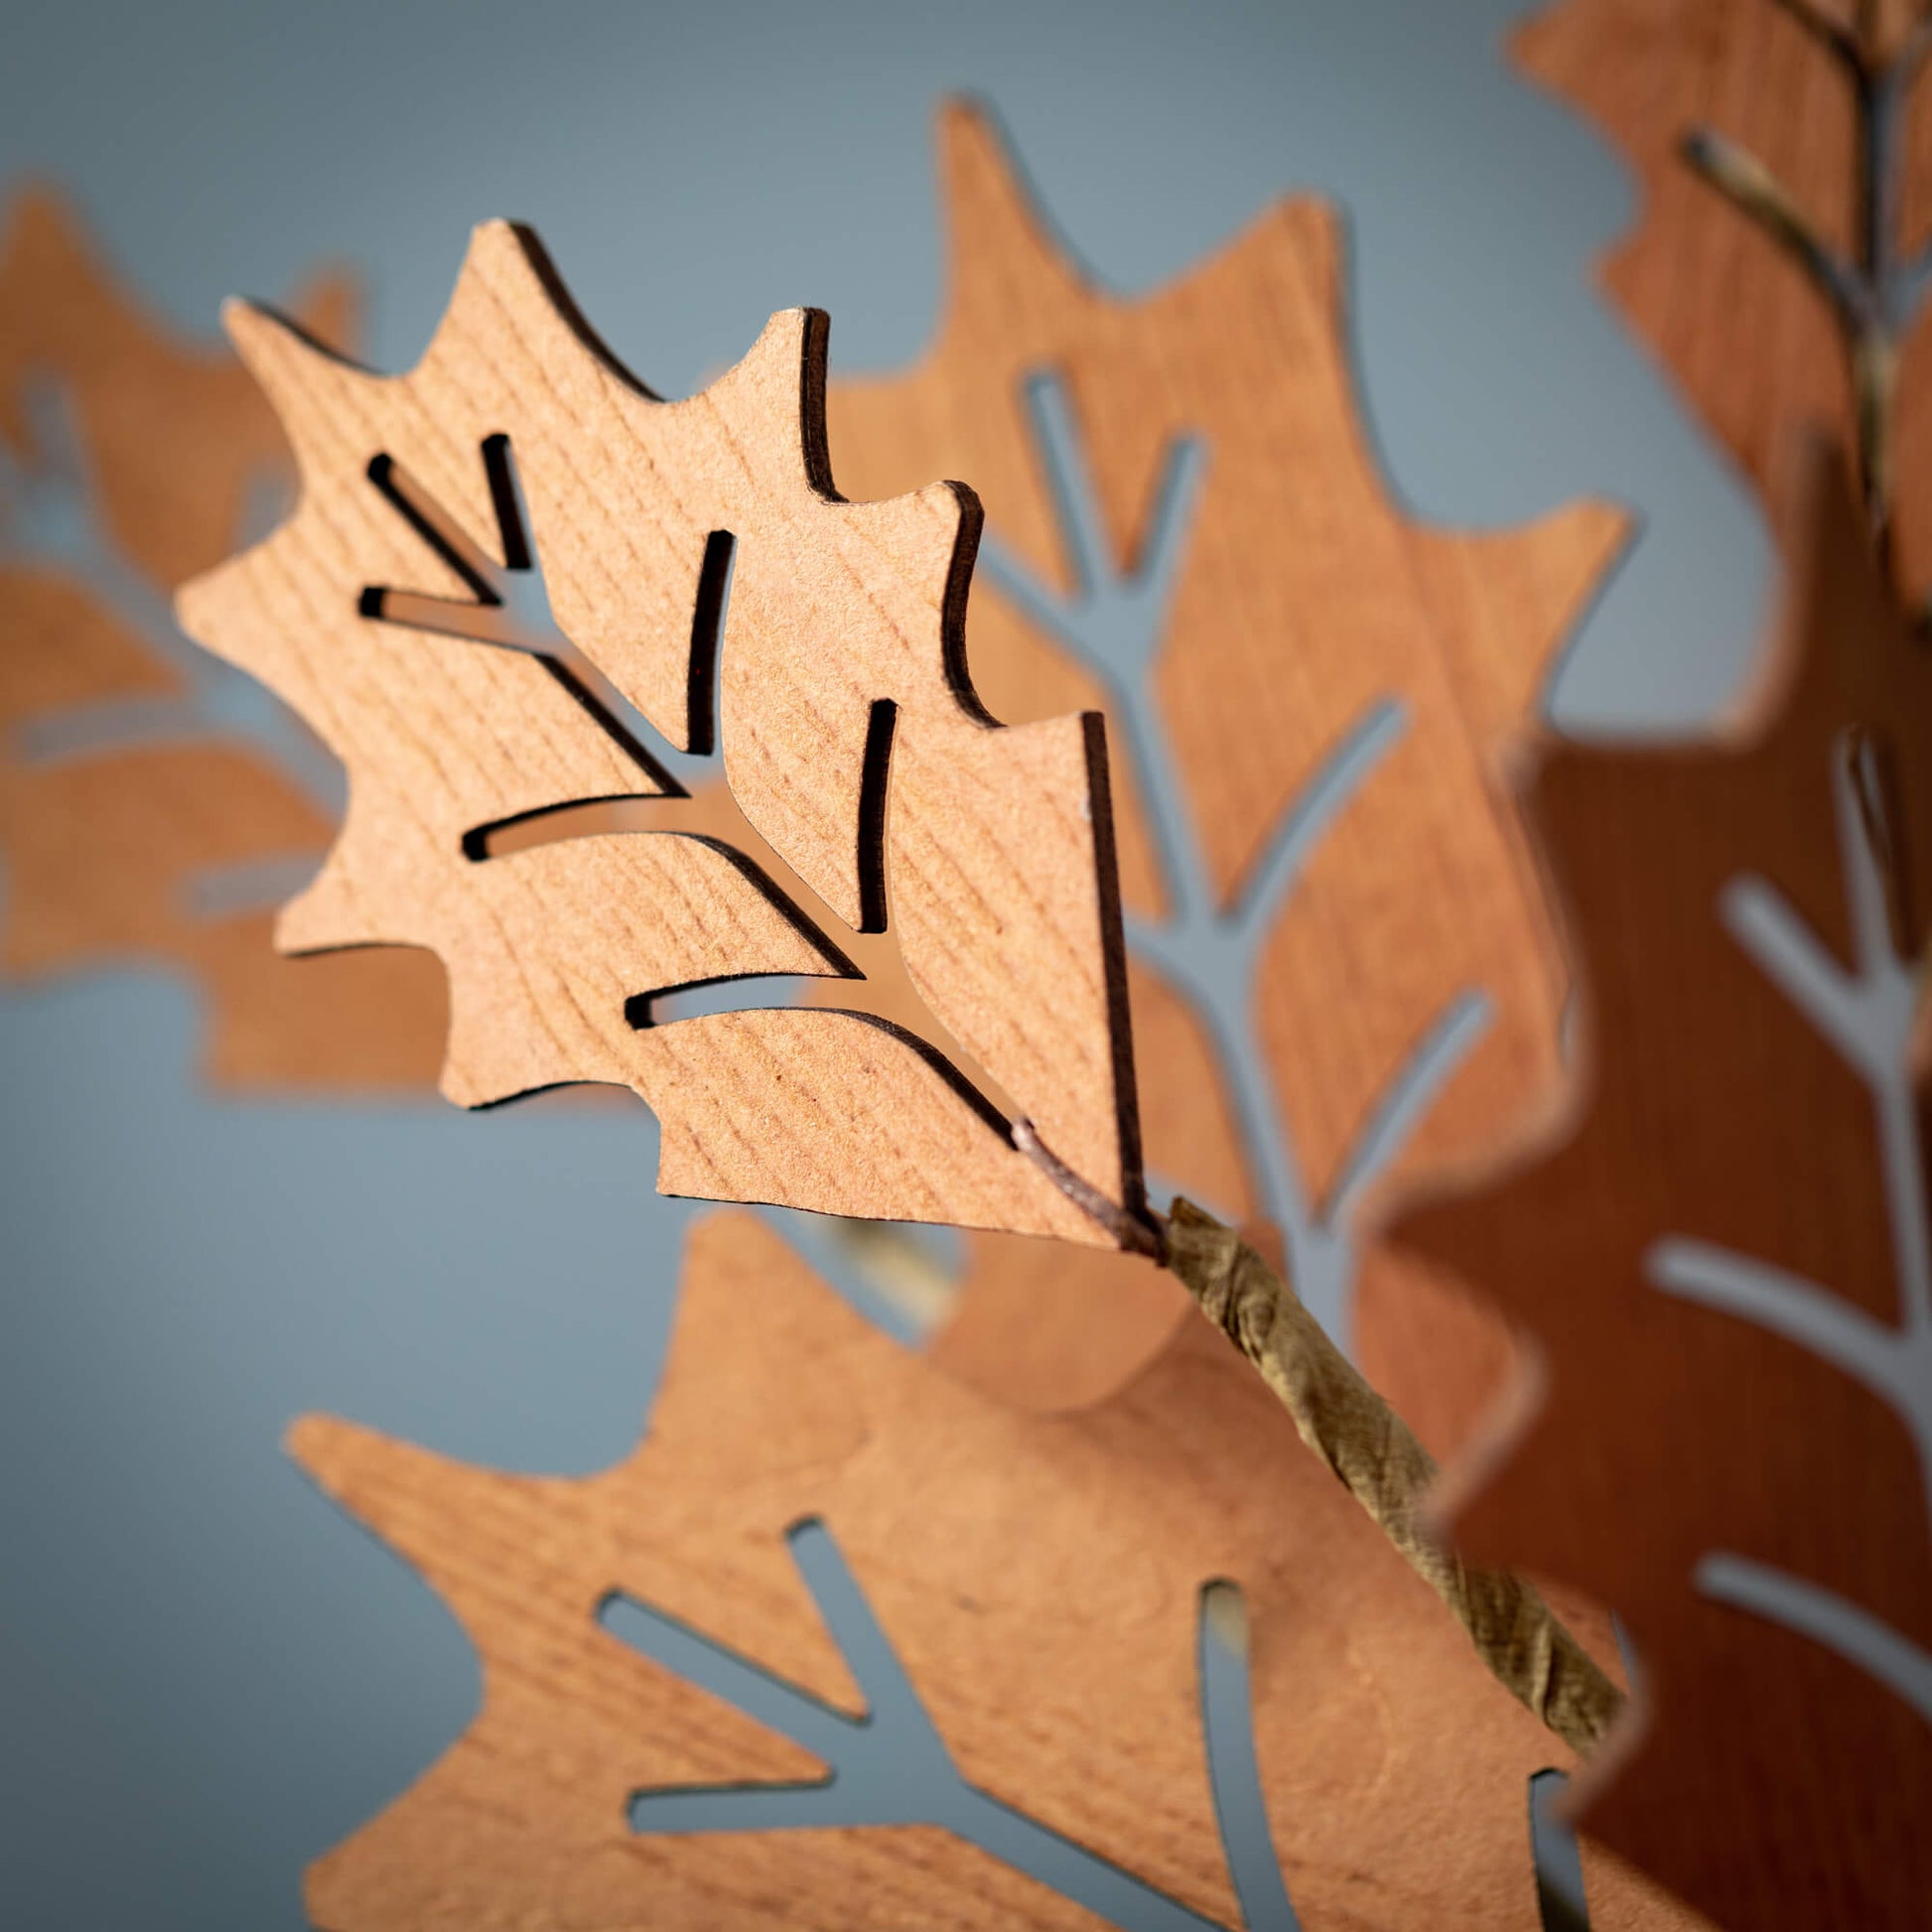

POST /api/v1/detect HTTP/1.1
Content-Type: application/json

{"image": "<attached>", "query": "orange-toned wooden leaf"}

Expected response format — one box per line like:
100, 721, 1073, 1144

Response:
827, 102, 1625, 1421
925, 1231, 1194, 1413
0, 193, 447, 1092
291, 1209, 1702, 1932
0, 610, 446, 1093
0, 188, 352, 595
1513, 0, 1932, 596
177, 219, 1142, 1243
1391, 455, 1932, 1929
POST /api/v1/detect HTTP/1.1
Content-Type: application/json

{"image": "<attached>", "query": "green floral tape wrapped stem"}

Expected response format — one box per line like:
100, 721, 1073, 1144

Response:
1162, 1197, 1623, 1758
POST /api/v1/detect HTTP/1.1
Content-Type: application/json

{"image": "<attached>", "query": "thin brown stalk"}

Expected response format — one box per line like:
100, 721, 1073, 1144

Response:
1015, 1118, 1165, 1258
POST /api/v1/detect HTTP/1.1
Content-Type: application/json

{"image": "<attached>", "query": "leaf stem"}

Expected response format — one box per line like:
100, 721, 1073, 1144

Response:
1165, 1199, 1625, 1758
1014, 1118, 1166, 1259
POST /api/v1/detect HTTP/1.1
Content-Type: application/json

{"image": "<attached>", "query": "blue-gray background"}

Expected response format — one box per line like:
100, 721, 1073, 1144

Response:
0, 3, 1767, 1926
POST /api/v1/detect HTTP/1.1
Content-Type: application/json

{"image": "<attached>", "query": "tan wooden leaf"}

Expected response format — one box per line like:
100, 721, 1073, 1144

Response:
1390, 453, 1932, 1930
1513, 0, 1932, 595
289, 1208, 1703, 1932
826, 102, 1625, 1427
176, 218, 1141, 1243
0, 195, 447, 1092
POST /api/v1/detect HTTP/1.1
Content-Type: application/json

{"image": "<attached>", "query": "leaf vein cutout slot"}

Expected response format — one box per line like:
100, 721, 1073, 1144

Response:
292, 1211, 1671, 1930
1648, 733, 1932, 1697
599, 1520, 1239, 1931
977, 371, 1494, 1351
824, 99, 1624, 1423
1388, 456, 1932, 1932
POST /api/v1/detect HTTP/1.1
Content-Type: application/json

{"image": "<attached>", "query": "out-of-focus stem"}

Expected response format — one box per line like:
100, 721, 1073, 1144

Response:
1163, 1197, 1625, 1758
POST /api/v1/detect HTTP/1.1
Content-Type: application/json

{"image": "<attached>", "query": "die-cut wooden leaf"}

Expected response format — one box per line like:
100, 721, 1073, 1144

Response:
1514, 0, 1932, 596
290, 1209, 1703, 1932
176, 218, 1141, 1244
0, 191, 446, 1092
826, 101, 1626, 1426
1389, 454, 1932, 1931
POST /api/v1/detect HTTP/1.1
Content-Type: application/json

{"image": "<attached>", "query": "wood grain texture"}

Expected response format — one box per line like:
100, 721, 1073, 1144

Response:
177, 218, 1140, 1243
1390, 456, 1932, 1930
5, 115, 1614, 1363
926, 1231, 1192, 1412
0, 193, 447, 1093
291, 1209, 1703, 1932
1514, 0, 1932, 592
826, 102, 1624, 1424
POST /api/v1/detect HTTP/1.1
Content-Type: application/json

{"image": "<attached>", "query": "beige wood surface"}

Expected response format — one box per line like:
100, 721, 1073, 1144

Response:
827, 102, 1624, 1426
177, 218, 1141, 1243
0, 192, 448, 1092
1392, 458, 1932, 1931
292, 1208, 1703, 1932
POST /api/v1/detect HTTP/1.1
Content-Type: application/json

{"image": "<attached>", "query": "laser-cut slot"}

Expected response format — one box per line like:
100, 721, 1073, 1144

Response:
984, 368, 1491, 1346
686, 530, 734, 758
1082, 706, 1145, 1216
636, 975, 818, 1030
1648, 731, 1932, 1719
1528, 1768, 1589, 1932
482, 432, 532, 572
597, 1518, 1231, 1929
362, 452, 500, 613
348, 426, 1054, 1143
855, 698, 897, 936
1196, 1581, 1300, 1929
358, 449, 678, 806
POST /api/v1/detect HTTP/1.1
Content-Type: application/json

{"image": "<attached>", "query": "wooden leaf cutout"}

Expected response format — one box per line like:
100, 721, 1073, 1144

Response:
1390, 453, 1932, 1931
0, 187, 353, 592
177, 219, 1141, 1243
1514, 0, 1932, 593
290, 1208, 1704, 1932
0, 190, 446, 1092
826, 101, 1626, 1418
